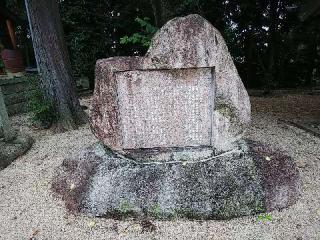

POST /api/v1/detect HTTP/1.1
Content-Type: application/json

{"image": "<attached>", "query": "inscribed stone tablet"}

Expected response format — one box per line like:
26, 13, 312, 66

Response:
115, 68, 214, 149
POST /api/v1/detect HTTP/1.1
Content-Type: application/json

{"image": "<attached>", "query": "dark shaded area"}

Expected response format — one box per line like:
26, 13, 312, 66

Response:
2, 0, 319, 91
0, 0, 36, 68
248, 140, 300, 211
58, 0, 320, 91
251, 94, 320, 121
300, 0, 320, 20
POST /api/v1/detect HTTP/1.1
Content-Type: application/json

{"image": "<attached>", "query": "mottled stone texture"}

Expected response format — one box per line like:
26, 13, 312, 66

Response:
53, 15, 299, 220
52, 141, 299, 219
90, 14, 250, 153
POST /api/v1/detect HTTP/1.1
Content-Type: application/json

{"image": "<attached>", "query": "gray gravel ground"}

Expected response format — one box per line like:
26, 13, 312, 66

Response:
0, 96, 319, 240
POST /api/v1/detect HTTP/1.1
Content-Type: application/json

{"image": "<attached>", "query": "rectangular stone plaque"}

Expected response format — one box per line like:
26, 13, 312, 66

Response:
115, 68, 214, 149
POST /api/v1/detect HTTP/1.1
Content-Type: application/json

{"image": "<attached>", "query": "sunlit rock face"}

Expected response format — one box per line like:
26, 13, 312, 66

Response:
90, 14, 250, 154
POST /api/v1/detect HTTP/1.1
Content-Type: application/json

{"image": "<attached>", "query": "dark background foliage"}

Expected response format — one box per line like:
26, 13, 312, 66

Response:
3, 0, 320, 91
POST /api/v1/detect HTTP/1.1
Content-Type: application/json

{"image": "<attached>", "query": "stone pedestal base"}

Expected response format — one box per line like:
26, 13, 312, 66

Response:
52, 141, 299, 220
0, 133, 34, 169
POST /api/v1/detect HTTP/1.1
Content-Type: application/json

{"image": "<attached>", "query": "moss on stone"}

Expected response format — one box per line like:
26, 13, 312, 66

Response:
117, 200, 134, 214
174, 208, 205, 219
215, 101, 237, 121
147, 203, 162, 218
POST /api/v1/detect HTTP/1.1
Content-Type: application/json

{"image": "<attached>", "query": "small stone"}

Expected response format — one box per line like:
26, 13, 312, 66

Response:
265, 156, 271, 161
131, 223, 142, 232
296, 160, 307, 168
29, 229, 39, 239
88, 220, 96, 228
69, 183, 75, 190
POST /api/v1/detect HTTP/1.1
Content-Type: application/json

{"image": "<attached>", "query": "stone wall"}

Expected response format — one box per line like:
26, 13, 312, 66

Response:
0, 75, 36, 115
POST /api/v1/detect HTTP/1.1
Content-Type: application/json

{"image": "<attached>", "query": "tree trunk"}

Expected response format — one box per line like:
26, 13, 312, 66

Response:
24, 0, 87, 130
245, 33, 255, 87
305, 21, 319, 88
150, 0, 162, 27
150, 0, 173, 27
305, 39, 317, 87
262, 0, 278, 94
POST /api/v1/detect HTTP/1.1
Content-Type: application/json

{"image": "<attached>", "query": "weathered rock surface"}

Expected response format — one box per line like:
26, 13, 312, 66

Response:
53, 14, 299, 220
52, 141, 299, 219
0, 132, 34, 170
90, 14, 250, 153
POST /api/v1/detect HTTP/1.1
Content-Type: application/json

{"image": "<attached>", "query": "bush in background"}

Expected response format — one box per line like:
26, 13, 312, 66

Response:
28, 75, 56, 128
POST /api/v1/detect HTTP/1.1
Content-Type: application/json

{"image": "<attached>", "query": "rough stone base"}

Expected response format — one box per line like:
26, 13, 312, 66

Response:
52, 141, 299, 220
0, 132, 34, 169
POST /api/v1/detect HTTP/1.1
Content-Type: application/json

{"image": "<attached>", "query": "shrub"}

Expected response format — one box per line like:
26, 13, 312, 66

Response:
120, 17, 158, 48
28, 76, 56, 128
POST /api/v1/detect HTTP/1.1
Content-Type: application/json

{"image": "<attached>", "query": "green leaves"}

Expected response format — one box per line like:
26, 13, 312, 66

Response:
120, 17, 158, 48
136, 17, 157, 35
28, 76, 56, 128
257, 213, 272, 222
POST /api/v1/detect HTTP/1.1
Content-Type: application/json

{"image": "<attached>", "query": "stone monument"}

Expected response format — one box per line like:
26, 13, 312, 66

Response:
53, 15, 299, 219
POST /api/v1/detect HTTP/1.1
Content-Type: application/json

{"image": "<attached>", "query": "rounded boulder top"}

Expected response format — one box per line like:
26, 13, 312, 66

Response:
90, 14, 251, 156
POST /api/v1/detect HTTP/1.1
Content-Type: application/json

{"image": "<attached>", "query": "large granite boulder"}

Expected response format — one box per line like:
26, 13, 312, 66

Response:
90, 14, 250, 153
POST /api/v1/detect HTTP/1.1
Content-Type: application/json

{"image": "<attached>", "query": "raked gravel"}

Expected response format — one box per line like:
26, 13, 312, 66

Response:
0, 96, 319, 240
